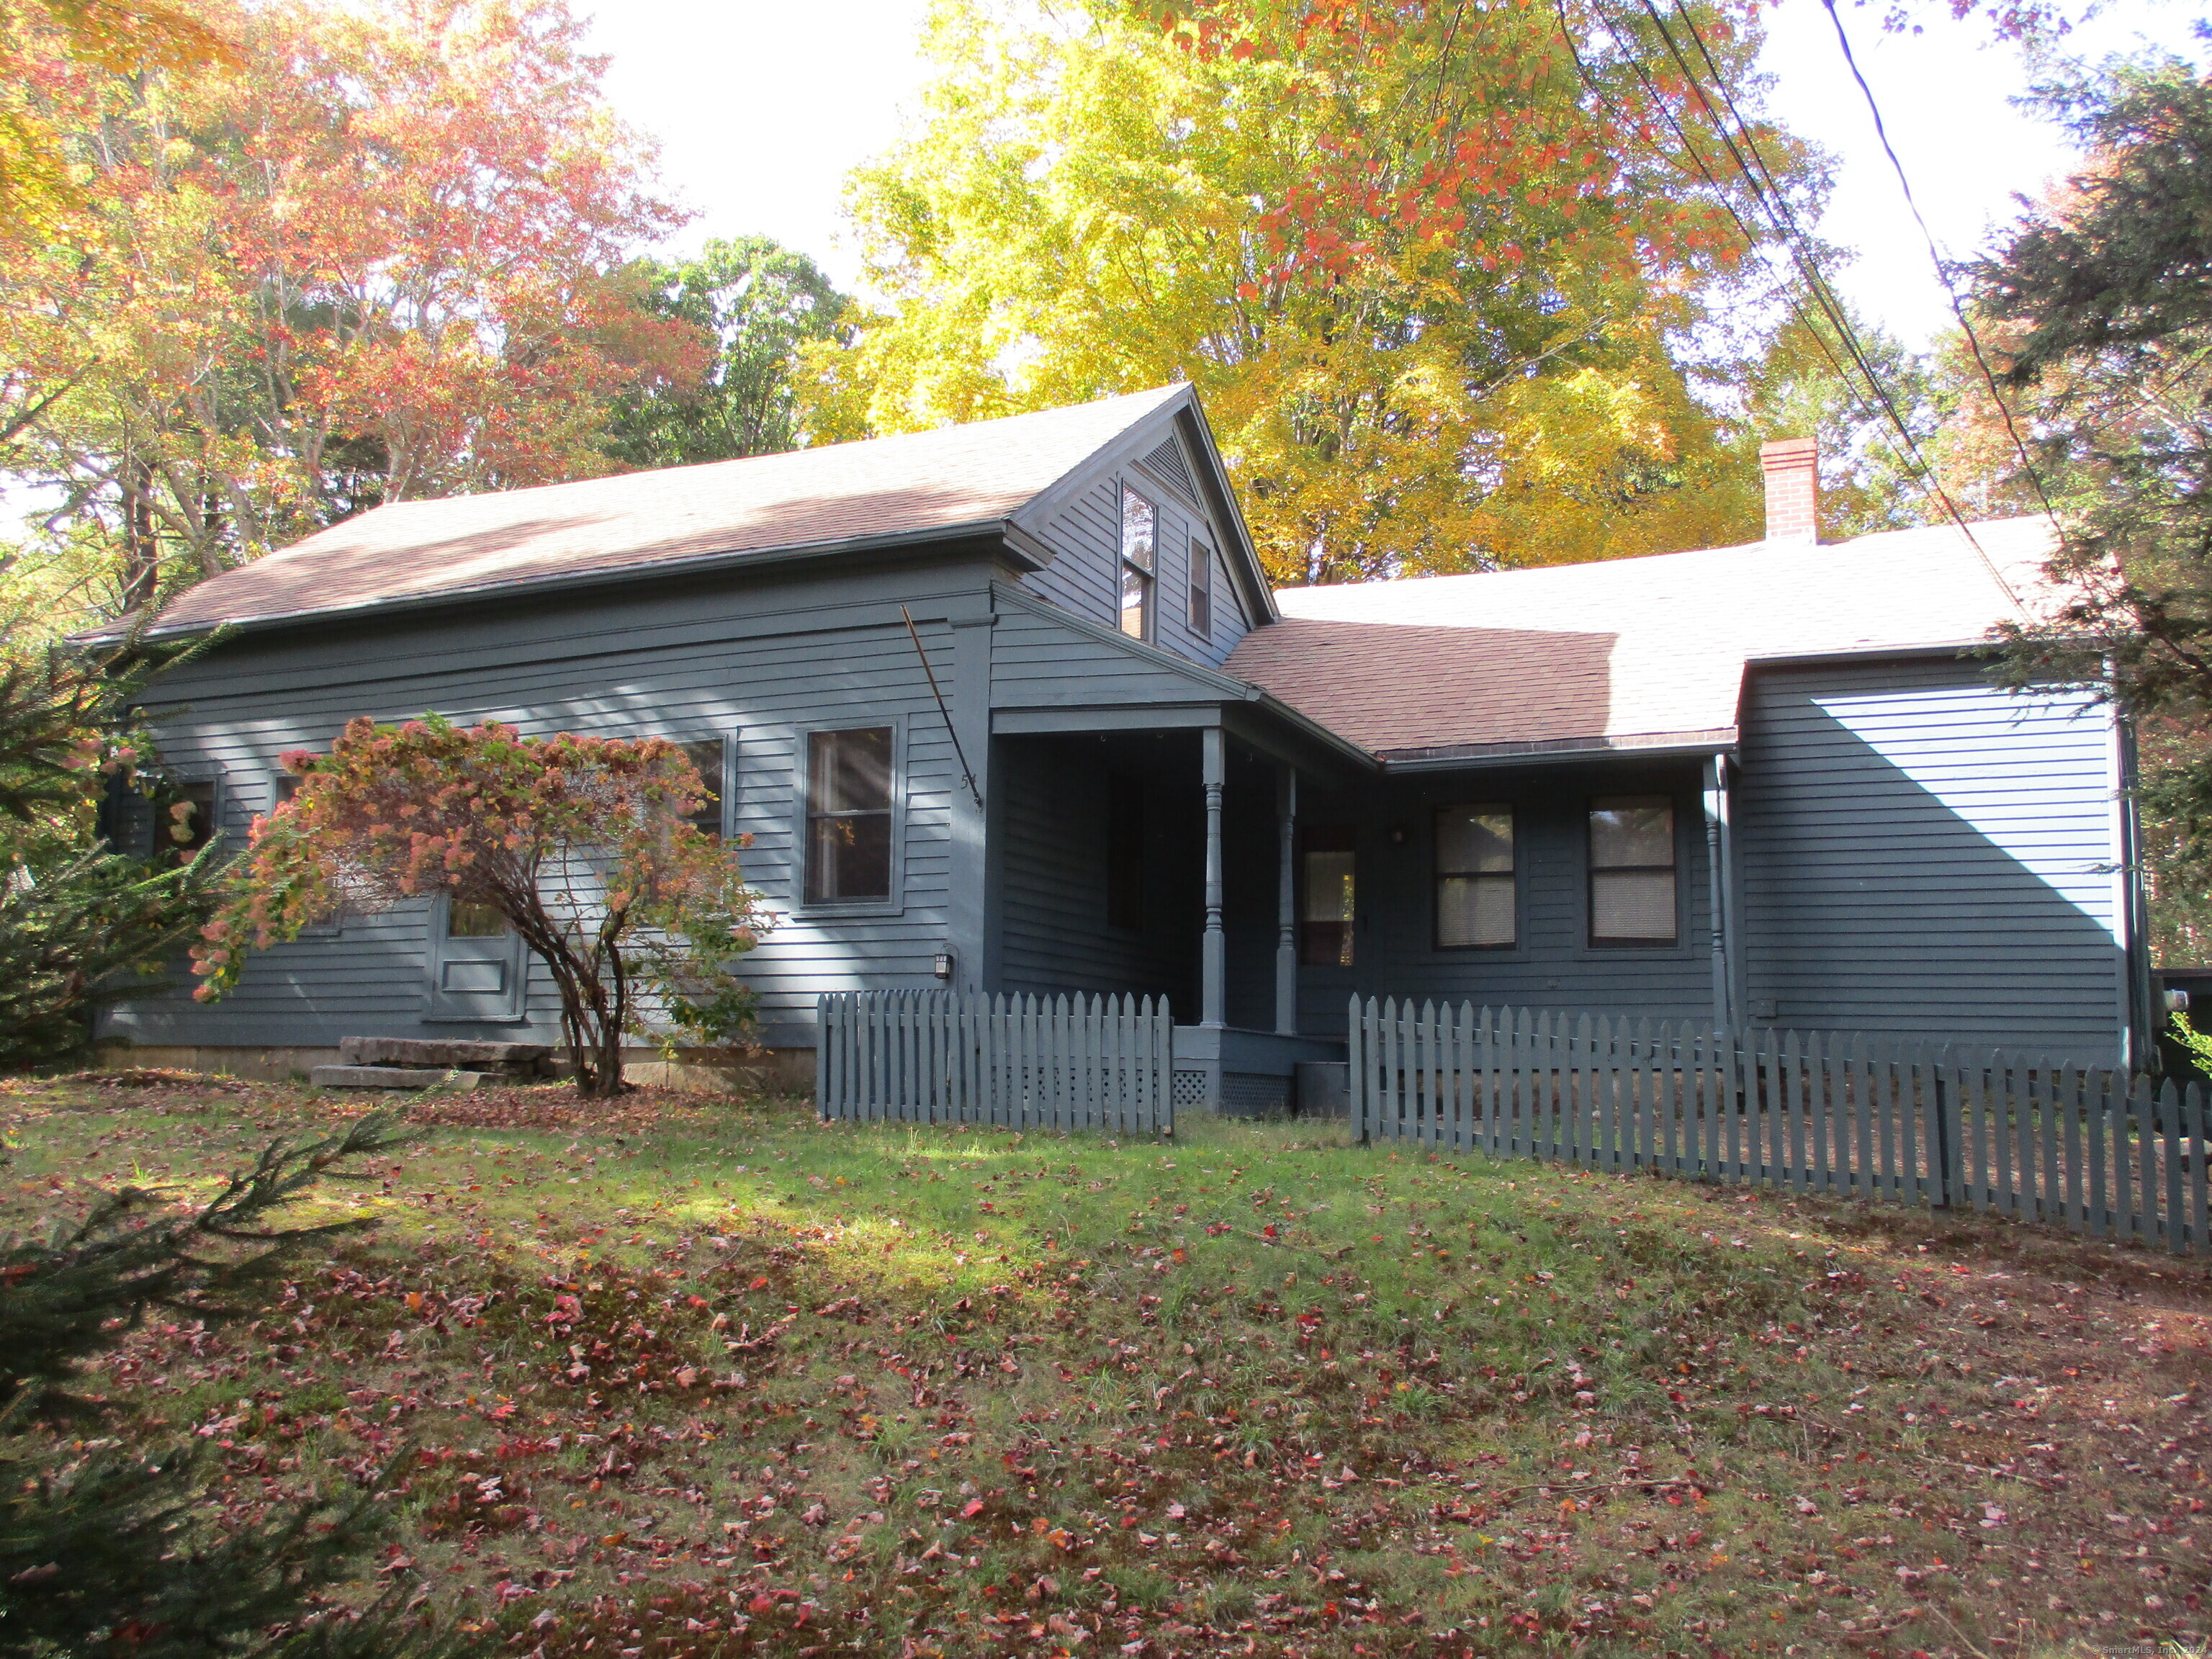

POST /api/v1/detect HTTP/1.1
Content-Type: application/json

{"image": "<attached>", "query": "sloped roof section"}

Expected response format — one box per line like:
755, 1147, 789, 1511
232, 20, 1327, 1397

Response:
140, 385, 1192, 634
1226, 516, 2062, 761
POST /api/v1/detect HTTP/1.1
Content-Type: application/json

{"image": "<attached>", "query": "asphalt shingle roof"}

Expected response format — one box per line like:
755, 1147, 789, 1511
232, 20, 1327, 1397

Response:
142, 385, 1190, 634
1227, 516, 2061, 760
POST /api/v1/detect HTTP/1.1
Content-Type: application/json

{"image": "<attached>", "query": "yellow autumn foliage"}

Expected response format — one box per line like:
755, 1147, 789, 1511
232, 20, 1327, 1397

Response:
804, 0, 1809, 583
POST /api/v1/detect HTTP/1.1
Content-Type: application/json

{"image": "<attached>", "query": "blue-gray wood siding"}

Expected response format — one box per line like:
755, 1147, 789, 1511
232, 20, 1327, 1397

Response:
104, 557, 1009, 1052
989, 585, 1249, 712
1292, 761, 1717, 1037
1021, 463, 1249, 668
1735, 657, 2125, 1061
994, 734, 1202, 1017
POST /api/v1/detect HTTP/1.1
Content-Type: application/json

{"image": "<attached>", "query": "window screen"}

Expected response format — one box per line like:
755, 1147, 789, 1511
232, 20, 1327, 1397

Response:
805, 727, 894, 902
1588, 795, 1677, 945
1106, 773, 1143, 932
679, 737, 727, 837
1188, 537, 1213, 638
1120, 486, 1155, 640
1436, 804, 1515, 948
1300, 825, 1356, 966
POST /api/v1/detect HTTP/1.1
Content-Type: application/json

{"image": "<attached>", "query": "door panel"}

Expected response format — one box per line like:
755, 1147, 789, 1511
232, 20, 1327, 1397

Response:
426, 898, 526, 1022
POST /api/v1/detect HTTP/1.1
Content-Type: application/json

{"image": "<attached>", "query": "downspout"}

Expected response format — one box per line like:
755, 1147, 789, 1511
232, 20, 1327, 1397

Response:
1704, 754, 1734, 1035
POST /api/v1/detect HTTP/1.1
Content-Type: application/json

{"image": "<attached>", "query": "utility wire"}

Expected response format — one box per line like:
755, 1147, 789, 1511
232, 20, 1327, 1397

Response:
1814, 0, 2063, 529
1562, 0, 1943, 536
1599, 0, 2020, 591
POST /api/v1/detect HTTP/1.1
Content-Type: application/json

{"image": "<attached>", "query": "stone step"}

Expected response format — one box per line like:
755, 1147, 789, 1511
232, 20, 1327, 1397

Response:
311, 1065, 485, 1092
338, 1036, 551, 1069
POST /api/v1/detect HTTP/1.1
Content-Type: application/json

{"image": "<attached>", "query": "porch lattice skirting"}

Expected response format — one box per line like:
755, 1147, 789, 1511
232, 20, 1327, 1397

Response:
1348, 999, 2210, 1256
817, 991, 1174, 1133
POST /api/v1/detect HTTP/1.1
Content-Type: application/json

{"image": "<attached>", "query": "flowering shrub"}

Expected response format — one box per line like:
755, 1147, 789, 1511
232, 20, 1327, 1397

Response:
192, 715, 768, 1096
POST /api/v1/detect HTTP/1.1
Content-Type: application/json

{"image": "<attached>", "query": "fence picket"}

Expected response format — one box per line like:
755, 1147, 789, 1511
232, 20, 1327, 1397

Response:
1339, 999, 2139, 1236
2192, 1082, 2209, 1257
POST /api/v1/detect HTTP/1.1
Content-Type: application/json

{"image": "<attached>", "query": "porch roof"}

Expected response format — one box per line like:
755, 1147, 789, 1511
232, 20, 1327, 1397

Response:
1225, 516, 2062, 762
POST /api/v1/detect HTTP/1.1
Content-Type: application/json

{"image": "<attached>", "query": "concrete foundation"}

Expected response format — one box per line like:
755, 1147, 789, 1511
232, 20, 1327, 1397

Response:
94, 1042, 819, 1097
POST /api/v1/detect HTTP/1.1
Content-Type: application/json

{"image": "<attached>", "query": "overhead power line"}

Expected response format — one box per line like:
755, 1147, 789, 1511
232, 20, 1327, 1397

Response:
1560, 0, 2020, 590
1813, 0, 2064, 530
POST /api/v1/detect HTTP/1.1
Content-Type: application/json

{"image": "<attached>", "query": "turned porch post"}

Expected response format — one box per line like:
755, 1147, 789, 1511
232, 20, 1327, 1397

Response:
1202, 724, 1227, 1028
1275, 764, 1298, 1035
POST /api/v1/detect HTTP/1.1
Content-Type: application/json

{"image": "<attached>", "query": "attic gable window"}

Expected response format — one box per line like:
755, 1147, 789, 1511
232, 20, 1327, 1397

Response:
1120, 486, 1155, 641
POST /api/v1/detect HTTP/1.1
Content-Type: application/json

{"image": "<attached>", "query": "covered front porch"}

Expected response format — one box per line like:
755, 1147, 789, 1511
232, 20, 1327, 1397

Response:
984, 704, 1740, 1114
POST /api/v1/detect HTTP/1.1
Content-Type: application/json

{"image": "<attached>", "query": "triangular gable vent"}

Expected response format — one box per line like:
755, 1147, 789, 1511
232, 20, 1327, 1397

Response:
1139, 435, 1199, 504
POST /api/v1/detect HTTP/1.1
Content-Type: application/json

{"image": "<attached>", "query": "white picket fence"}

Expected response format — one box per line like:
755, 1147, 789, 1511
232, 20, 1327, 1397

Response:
816, 990, 1174, 1133
1348, 999, 2209, 1255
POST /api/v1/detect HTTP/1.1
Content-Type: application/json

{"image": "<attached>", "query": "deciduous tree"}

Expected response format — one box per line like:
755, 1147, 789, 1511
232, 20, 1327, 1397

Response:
192, 715, 768, 1097
0, 0, 701, 616
606, 235, 854, 468
809, 0, 1826, 582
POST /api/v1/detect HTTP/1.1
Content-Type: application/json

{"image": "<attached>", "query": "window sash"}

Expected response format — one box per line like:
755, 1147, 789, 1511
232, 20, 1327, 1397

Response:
1435, 804, 1515, 948
1299, 827, 1356, 967
678, 737, 727, 837
804, 728, 894, 903
1588, 793, 1677, 945
1120, 485, 1155, 640
1189, 538, 1213, 637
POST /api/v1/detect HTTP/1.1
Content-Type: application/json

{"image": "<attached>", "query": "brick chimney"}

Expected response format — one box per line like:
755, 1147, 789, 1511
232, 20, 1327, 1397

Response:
1759, 439, 1819, 544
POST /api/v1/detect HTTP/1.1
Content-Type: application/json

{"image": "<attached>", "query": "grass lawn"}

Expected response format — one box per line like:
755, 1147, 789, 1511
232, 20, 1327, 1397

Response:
3, 1072, 2208, 1659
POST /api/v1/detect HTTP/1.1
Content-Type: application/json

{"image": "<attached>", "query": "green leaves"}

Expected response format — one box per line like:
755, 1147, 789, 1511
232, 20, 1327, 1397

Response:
195, 714, 769, 1096
605, 237, 855, 468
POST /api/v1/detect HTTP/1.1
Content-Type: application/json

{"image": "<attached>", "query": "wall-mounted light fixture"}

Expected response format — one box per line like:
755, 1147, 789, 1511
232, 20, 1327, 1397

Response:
932, 950, 956, 982
2165, 986, 2190, 1014
1388, 823, 1410, 845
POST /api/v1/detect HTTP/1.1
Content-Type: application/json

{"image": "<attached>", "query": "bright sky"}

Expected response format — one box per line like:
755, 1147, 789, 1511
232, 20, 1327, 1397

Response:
580, 0, 2203, 352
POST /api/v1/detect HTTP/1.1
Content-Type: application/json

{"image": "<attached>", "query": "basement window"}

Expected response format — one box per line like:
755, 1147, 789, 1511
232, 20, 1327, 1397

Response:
1588, 795, 1677, 946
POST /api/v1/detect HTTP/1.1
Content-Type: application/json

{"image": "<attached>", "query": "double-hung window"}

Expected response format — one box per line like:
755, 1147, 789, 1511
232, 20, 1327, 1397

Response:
805, 727, 894, 903
1120, 486, 1156, 640
1588, 795, 1678, 945
1435, 804, 1515, 948
1188, 536, 1214, 637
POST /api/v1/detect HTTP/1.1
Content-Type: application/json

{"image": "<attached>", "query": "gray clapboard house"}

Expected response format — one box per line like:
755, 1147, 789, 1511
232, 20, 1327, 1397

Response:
92, 385, 2152, 1097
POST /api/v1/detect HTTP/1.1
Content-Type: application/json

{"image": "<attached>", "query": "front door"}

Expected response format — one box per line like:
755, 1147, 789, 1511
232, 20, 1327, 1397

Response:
426, 897, 526, 1022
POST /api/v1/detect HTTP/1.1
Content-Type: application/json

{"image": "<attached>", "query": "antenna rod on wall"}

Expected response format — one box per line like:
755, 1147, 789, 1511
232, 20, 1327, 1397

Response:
900, 604, 984, 811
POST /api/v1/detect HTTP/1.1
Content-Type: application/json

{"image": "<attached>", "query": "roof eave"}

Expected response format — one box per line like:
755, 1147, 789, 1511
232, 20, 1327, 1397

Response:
1377, 729, 1739, 773
73, 518, 1040, 647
